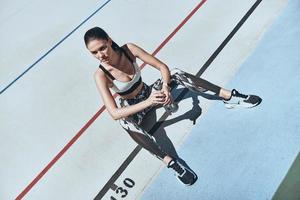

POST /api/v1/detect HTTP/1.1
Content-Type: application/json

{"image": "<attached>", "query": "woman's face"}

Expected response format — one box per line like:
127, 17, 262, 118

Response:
87, 38, 113, 63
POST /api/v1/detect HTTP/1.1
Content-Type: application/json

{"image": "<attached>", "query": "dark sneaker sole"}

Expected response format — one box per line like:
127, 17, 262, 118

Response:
176, 172, 198, 186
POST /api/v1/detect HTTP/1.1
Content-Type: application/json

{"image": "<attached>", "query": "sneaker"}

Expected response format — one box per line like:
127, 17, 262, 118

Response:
223, 89, 262, 109
167, 159, 198, 186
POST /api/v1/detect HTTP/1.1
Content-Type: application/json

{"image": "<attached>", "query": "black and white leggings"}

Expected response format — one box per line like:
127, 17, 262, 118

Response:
119, 68, 221, 160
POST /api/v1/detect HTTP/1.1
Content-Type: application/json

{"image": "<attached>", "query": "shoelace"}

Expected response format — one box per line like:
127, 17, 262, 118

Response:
170, 162, 185, 175
233, 89, 248, 99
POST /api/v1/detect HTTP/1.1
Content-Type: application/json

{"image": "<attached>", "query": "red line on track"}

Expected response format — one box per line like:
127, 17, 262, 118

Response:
15, 1, 206, 199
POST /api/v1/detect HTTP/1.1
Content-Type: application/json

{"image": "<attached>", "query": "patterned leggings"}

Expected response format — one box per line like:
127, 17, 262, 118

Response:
119, 68, 221, 160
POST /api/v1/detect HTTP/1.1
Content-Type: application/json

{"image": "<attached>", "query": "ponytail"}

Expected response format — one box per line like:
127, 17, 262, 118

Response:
111, 40, 121, 51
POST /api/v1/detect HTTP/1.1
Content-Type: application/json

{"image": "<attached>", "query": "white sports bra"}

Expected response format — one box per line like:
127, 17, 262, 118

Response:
111, 62, 141, 94
99, 48, 142, 96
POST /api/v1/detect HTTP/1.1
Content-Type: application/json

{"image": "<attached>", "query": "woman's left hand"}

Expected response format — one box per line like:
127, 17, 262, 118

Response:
162, 84, 172, 105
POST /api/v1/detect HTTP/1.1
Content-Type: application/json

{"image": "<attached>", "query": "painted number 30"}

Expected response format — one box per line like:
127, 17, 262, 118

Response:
110, 178, 135, 200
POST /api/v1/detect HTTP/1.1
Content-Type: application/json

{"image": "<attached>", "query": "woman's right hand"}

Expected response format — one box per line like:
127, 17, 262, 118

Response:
146, 89, 166, 106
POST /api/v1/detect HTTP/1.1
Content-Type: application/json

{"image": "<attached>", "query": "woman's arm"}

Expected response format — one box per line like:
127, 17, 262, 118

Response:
126, 43, 172, 105
94, 71, 164, 120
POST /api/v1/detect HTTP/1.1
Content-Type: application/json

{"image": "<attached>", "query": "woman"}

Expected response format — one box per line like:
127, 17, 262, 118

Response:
84, 27, 261, 186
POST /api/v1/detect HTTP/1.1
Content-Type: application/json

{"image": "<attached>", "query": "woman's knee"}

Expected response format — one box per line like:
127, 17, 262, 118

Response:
170, 67, 185, 76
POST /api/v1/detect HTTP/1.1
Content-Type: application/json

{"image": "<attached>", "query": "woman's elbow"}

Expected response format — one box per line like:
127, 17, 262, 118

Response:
110, 110, 124, 121
111, 115, 122, 121
109, 112, 120, 121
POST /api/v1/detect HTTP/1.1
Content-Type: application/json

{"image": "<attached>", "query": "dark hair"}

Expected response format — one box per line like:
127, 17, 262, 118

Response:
84, 27, 120, 51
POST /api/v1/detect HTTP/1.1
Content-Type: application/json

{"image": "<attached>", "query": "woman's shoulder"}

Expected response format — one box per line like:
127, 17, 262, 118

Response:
122, 43, 149, 59
94, 69, 114, 88
121, 43, 138, 60
123, 42, 139, 49
94, 68, 106, 81
121, 42, 137, 49
122, 43, 143, 53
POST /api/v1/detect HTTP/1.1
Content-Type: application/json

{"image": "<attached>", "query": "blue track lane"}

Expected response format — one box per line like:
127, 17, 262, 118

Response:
142, 0, 300, 199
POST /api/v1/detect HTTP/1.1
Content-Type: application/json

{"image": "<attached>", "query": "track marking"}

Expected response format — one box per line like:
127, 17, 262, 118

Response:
15, 1, 207, 199
95, 0, 262, 199
16, 0, 263, 199
0, 0, 111, 95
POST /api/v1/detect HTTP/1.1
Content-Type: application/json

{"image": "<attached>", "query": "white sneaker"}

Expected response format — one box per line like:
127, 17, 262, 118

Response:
223, 89, 262, 109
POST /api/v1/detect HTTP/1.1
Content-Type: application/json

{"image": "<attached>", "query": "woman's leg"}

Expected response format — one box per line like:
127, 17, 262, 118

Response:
170, 68, 230, 99
119, 118, 197, 185
119, 118, 168, 161
170, 68, 262, 108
